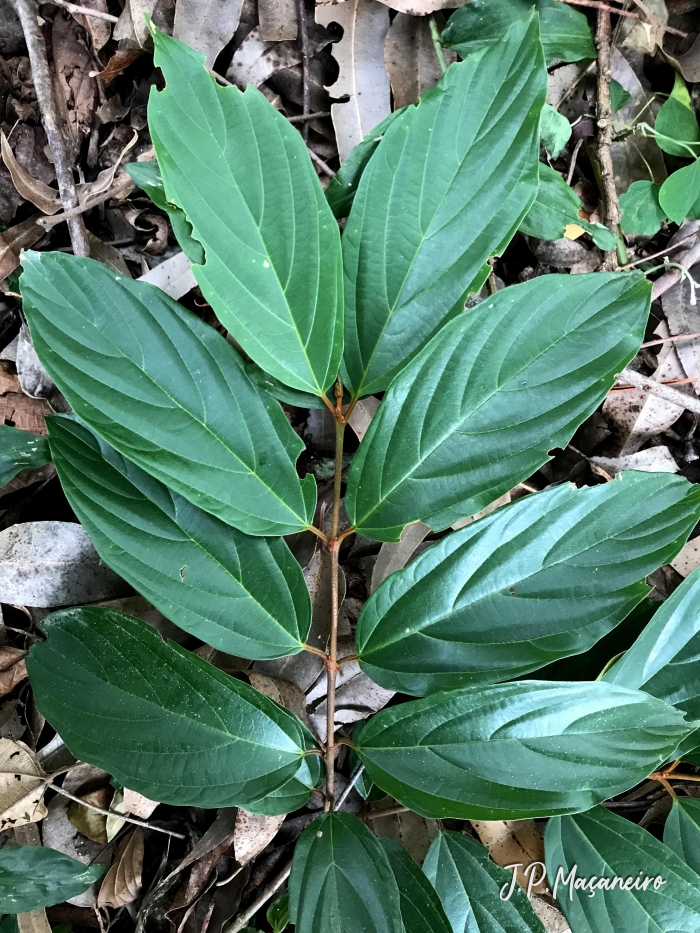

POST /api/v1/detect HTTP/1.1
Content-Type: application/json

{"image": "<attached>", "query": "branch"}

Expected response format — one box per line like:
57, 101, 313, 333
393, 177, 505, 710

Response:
225, 860, 292, 933
594, 7, 620, 270
10, 0, 90, 257
615, 368, 700, 415
554, 0, 687, 36
49, 782, 186, 839
46, 0, 119, 21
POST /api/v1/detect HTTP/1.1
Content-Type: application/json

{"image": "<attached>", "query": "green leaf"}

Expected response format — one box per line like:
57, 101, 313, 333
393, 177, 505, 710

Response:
664, 798, 700, 875
26, 607, 319, 809
379, 837, 452, 933
545, 806, 700, 932
148, 29, 343, 397
326, 109, 406, 219
602, 567, 700, 758
243, 361, 329, 409
20, 251, 315, 537
540, 103, 571, 158
346, 271, 650, 542
342, 13, 546, 397
619, 180, 667, 235
357, 472, 700, 695
659, 159, 700, 225
423, 831, 544, 933
46, 415, 311, 660
288, 812, 403, 933
0, 425, 51, 487
655, 73, 700, 158
0, 846, 104, 913
353, 680, 692, 820
125, 161, 205, 264
610, 79, 632, 113
442, 0, 595, 63
520, 163, 616, 249
267, 894, 290, 933
244, 753, 322, 815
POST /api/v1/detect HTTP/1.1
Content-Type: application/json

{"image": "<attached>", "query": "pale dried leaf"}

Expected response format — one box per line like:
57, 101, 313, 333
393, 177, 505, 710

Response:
619, 0, 668, 54
671, 538, 700, 576
42, 795, 111, 906
173, 0, 244, 66
258, 0, 297, 41
662, 262, 700, 395
139, 251, 197, 299
309, 653, 394, 742
106, 787, 127, 841
0, 646, 27, 696
371, 521, 430, 593
610, 49, 666, 189
531, 895, 571, 933
0, 521, 129, 607
0, 738, 47, 832
470, 820, 547, 894
123, 788, 159, 819
73, 0, 112, 50
227, 28, 302, 89
16, 910, 51, 933
0, 214, 45, 280
376, 0, 462, 12
384, 14, 443, 109
451, 492, 512, 530
317, 0, 391, 162
97, 829, 144, 908
248, 672, 309, 726
0, 132, 60, 214
347, 395, 380, 442
590, 446, 679, 475
234, 810, 285, 865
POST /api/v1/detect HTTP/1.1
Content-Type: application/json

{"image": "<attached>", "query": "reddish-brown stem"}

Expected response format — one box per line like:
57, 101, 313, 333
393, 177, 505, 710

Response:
554, 0, 687, 36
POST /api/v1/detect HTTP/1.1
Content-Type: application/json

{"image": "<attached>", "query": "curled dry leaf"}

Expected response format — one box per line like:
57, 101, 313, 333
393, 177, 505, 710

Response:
0, 132, 60, 215
0, 646, 28, 697
317, 0, 392, 162
234, 809, 286, 865
97, 828, 145, 908
590, 446, 679, 475
67, 786, 112, 844
0, 738, 48, 832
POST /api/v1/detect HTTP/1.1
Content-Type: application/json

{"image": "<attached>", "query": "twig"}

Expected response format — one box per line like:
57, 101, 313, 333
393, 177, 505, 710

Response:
308, 148, 336, 178
553, 0, 687, 36
594, 6, 620, 270
45, 0, 118, 21
620, 228, 700, 270
225, 860, 292, 933
642, 331, 700, 348
38, 175, 133, 227
10, 0, 89, 256
567, 138, 584, 186
288, 111, 331, 123
48, 783, 185, 839
335, 765, 365, 809
616, 368, 700, 414
651, 231, 700, 300
367, 805, 410, 819
610, 376, 699, 391
297, 0, 311, 141
429, 16, 448, 76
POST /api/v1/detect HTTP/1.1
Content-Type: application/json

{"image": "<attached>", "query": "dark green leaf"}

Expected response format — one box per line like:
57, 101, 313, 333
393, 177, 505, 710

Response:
545, 806, 700, 932
20, 251, 315, 537
664, 798, 700, 875
244, 361, 328, 409
610, 79, 632, 113
655, 74, 700, 158
267, 893, 290, 933
540, 103, 570, 158
423, 831, 544, 933
244, 753, 322, 815
148, 29, 343, 397
0, 846, 104, 913
354, 680, 691, 820
0, 425, 51, 487
46, 415, 311, 660
357, 472, 700, 695
125, 161, 205, 264
342, 13, 546, 397
346, 272, 650, 542
379, 837, 452, 933
659, 160, 700, 225
27, 608, 319, 809
326, 109, 405, 219
288, 812, 403, 933
619, 180, 667, 235
520, 164, 615, 251
442, 0, 595, 64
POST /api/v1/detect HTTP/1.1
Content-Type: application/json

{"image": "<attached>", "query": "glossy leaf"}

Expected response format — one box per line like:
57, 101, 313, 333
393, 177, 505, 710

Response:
423, 831, 544, 933
655, 73, 700, 158
0, 846, 104, 913
342, 13, 546, 397
603, 568, 700, 759
148, 29, 343, 397
288, 811, 403, 933
353, 680, 691, 820
664, 798, 700, 875
244, 753, 323, 816
545, 806, 700, 932
357, 472, 700, 695
442, 0, 595, 64
27, 608, 319, 809
20, 251, 315, 537
659, 159, 700, 225
0, 424, 51, 487
379, 837, 452, 933
46, 416, 311, 660
619, 180, 666, 235
125, 161, 204, 264
540, 104, 570, 158
520, 163, 616, 249
346, 271, 650, 541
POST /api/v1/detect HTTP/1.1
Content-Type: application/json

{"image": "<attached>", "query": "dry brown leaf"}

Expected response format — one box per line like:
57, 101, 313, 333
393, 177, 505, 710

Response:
73, 0, 113, 51
0, 133, 60, 215
52, 13, 98, 145
97, 828, 144, 908
67, 786, 113, 844
317, 0, 391, 162
372, 805, 439, 862
0, 738, 48, 832
671, 538, 700, 576
470, 820, 547, 895
247, 672, 310, 726
0, 646, 27, 696
662, 260, 700, 395
173, 0, 244, 66
384, 13, 444, 109
99, 48, 145, 83
0, 214, 45, 281
123, 787, 159, 819
258, 0, 297, 41
233, 810, 285, 865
